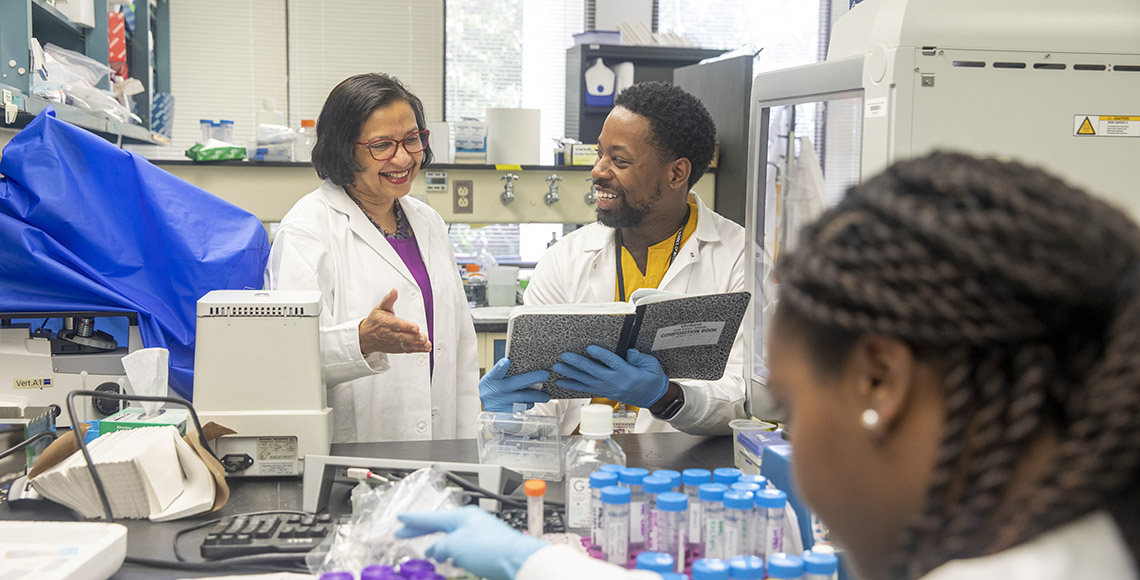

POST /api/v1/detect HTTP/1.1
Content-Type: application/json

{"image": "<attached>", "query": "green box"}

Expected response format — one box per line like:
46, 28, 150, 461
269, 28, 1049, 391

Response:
100, 407, 188, 436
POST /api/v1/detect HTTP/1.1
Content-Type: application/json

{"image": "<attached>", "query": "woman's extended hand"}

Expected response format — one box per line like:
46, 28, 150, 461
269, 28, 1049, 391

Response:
358, 289, 432, 355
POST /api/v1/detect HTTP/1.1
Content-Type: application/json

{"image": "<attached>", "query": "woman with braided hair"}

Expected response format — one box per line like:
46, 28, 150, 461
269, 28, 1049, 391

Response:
768, 151, 1140, 579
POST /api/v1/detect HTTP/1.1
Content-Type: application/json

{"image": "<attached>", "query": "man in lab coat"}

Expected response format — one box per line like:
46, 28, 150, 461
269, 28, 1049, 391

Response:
480, 81, 752, 435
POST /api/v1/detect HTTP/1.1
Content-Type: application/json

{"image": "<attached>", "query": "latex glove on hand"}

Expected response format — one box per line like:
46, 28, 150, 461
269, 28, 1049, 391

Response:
479, 357, 551, 413
552, 346, 668, 408
396, 506, 547, 580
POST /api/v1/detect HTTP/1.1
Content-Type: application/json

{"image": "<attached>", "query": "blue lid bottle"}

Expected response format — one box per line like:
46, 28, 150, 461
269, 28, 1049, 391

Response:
657, 491, 688, 512
599, 463, 625, 474
601, 485, 632, 504
736, 474, 767, 487
766, 552, 806, 579
755, 489, 788, 509
713, 467, 742, 485
727, 554, 765, 578
635, 551, 675, 573
723, 489, 755, 511
692, 557, 730, 580
642, 474, 673, 495
619, 466, 650, 486
682, 468, 712, 486
698, 482, 729, 502
802, 549, 839, 577
730, 482, 762, 495
652, 468, 682, 489
590, 470, 619, 489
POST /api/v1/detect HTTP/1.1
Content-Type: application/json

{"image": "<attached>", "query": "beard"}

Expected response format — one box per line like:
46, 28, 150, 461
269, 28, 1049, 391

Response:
594, 180, 660, 229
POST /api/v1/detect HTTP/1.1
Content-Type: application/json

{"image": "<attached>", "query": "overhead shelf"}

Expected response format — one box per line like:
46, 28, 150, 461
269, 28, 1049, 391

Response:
2, 84, 169, 145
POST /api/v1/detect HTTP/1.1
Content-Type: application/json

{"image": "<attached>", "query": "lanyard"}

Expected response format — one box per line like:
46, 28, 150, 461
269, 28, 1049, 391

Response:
615, 205, 691, 302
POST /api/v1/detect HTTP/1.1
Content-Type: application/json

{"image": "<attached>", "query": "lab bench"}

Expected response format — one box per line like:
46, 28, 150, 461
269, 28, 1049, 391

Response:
0, 432, 734, 579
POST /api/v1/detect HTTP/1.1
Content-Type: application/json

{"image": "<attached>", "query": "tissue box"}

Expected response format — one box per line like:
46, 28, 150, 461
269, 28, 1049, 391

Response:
101, 407, 188, 436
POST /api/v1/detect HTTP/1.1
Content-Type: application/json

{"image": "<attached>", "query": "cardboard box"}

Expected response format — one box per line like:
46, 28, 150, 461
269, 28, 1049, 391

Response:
570, 143, 598, 166
101, 407, 188, 435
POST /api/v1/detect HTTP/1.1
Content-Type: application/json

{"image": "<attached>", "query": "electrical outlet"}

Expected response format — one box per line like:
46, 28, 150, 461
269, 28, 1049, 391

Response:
453, 180, 473, 214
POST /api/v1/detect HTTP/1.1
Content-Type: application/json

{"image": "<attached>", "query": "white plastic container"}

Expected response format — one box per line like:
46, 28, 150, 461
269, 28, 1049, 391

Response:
601, 485, 631, 565
699, 483, 728, 559
655, 491, 688, 572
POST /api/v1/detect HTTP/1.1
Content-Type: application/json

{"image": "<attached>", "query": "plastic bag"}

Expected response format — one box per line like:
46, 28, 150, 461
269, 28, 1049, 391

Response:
32, 42, 137, 124
306, 466, 466, 575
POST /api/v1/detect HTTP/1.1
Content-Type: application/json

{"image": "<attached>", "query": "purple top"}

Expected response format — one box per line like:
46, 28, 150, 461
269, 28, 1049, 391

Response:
388, 235, 435, 375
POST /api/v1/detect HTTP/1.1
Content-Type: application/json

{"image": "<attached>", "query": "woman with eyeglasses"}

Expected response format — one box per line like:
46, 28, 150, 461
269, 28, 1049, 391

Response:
265, 73, 478, 443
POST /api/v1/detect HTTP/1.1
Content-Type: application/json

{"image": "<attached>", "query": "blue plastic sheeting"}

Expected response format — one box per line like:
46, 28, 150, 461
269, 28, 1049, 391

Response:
0, 108, 269, 400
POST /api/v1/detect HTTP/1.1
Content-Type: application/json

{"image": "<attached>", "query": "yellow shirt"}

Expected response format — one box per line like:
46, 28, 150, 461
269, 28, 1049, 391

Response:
594, 201, 698, 416
615, 200, 699, 301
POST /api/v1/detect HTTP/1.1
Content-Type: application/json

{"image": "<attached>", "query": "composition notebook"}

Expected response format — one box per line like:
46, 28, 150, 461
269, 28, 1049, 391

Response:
504, 289, 751, 399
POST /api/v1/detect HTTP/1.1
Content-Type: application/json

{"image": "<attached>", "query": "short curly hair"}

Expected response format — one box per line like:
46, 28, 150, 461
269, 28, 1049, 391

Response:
614, 81, 716, 189
311, 73, 433, 187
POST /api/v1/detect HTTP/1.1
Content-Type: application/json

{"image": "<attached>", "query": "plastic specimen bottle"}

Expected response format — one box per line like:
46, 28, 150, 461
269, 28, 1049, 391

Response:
756, 489, 788, 559
564, 404, 627, 534
727, 554, 765, 579
525, 479, 546, 538
600, 485, 631, 565
692, 558, 731, 580
619, 466, 650, 548
641, 474, 673, 551
296, 119, 317, 163
652, 469, 682, 491
713, 467, 742, 486
736, 474, 768, 488
318, 573, 353, 580
635, 551, 675, 574
730, 482, 762, 555
802, 549, 839, 580
766, 552, 806, 579
399, 559, 435, 578
656, 491, 689, 571
683, 468, 712, 546
589, 470, 619, 547
722, 490, 754, 558
699, 482, 729, 559
361, 564, 399, 580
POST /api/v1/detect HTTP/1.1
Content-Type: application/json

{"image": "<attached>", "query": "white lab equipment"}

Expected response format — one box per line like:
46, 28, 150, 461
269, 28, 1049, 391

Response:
743, 0, 1140, 418
476, 406, 563, 480
0, 311, 144, 426
192, 290, 332, 477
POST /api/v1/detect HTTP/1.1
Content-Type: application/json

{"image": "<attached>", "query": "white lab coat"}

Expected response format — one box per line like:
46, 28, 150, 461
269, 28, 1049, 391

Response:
921, 511, 1136, 580
265, 180, 479, 443
524, 193, 748, 435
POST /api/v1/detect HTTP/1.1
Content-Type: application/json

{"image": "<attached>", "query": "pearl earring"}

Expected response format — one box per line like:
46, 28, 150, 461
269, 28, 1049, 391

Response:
860, 409, 880, 430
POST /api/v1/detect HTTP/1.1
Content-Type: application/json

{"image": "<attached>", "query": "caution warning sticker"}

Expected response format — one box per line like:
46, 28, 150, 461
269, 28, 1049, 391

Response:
1074, 115, 1140, 137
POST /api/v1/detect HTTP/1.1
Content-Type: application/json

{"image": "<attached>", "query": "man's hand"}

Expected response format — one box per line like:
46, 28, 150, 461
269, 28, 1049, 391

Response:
552, 346, 668, 408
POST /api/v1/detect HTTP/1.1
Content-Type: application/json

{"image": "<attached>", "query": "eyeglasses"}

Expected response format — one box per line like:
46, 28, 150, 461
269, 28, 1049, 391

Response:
356, 129, 430, 162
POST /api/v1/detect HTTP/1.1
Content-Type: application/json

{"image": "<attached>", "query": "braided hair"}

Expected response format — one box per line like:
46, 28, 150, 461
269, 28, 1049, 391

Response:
775, 151, 1140, 578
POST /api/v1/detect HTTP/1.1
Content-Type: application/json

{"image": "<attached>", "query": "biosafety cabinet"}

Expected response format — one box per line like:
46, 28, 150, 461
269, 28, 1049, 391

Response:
744, 0, 1140, 416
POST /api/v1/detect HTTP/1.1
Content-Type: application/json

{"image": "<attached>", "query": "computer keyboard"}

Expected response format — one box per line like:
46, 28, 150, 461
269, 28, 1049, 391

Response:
200, 513, 336, 559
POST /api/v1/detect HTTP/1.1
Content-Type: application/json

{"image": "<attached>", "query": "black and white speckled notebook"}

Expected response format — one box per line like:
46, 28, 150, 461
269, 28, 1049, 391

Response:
504, 291, 751, 399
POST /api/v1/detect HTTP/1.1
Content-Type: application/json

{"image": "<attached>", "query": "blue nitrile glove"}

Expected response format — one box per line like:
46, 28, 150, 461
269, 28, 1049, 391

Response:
479, 357, 551, 412
552, 345, 669, 408
395, 506, 548, 580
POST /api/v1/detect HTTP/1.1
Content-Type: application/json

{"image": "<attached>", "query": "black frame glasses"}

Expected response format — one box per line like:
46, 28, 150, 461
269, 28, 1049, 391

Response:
356, 129, 431, 162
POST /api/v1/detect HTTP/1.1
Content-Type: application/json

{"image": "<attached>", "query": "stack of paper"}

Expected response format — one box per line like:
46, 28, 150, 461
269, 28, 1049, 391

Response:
30, 426, 214, 521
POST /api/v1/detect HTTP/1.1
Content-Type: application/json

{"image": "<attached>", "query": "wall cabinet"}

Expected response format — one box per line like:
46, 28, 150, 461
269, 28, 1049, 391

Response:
565, 44, 725, 144
0, 0, 168, 144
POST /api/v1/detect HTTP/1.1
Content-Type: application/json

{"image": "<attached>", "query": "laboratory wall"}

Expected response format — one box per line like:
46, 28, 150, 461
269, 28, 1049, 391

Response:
126, 0, 444, 160
158, 164, 716, 227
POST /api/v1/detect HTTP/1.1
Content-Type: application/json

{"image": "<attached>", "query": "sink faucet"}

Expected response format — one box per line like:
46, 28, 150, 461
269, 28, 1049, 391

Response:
545, 174, 561, 206
584, 177, 597, 205
500, 173, 518, 205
